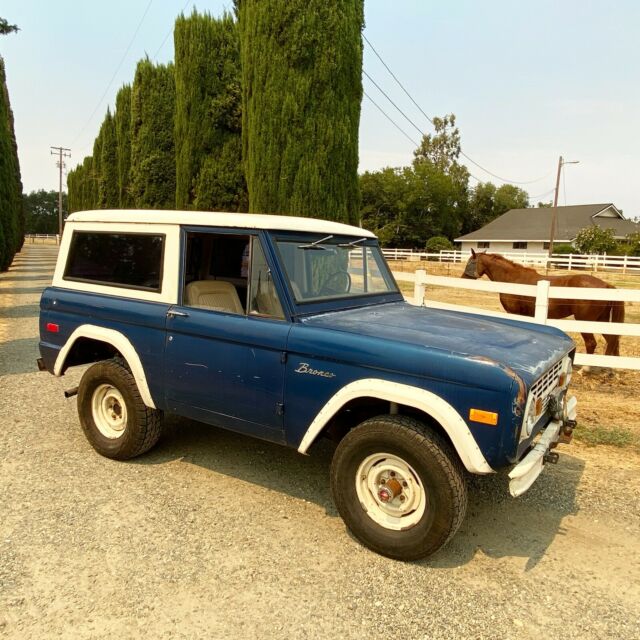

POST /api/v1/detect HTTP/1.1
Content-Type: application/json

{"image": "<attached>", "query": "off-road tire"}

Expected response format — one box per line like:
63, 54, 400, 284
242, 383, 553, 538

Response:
330, 415, 467, 561
77, 359, 163, 460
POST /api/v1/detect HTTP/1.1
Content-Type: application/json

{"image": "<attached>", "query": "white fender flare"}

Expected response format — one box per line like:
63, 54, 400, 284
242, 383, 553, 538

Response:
53, 325, 156, 409
297, 378, 494, 475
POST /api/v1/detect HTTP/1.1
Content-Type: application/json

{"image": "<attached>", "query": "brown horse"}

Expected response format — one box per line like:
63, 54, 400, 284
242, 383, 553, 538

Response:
462, 249, 625, 356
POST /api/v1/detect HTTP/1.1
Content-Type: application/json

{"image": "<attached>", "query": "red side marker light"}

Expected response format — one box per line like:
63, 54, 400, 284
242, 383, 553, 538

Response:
46, 323, 59, 333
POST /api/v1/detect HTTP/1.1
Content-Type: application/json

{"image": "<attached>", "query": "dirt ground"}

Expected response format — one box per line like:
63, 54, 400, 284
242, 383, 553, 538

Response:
1, 245, 639, 639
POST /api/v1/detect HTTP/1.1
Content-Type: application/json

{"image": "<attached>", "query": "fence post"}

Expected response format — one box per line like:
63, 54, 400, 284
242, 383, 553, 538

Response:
414, 269, 426, 306
623, 254, 628, 274
534, 280, 550, 324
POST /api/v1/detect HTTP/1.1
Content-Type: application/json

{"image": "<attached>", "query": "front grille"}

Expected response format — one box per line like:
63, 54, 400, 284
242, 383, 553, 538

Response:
529, 359, 563, 412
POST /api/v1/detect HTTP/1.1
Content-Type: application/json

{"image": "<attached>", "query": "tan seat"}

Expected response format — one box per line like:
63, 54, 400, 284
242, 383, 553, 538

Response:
184, 280, 244, 315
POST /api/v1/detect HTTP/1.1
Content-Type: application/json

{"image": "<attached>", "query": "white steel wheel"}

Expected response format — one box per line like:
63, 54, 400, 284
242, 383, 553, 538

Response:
91, 383, 128, 439
355, 452, 427, 530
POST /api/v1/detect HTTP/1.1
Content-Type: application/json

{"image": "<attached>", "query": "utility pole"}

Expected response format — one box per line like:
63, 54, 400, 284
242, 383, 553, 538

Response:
50, 146, 71, 239
547, 155, 579, 257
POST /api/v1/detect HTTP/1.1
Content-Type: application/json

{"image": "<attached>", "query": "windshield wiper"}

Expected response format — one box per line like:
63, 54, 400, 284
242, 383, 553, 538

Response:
298, 234, 334, 250
338, 237, 367, 248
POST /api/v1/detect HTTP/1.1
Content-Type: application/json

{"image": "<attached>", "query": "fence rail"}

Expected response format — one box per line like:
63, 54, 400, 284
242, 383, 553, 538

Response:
383, 248, 640, 273
24, 234, 59, 244
393, 269, 640, 371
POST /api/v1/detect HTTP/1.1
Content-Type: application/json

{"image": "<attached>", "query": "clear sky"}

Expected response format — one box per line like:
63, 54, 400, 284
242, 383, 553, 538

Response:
1, 1, 639, 216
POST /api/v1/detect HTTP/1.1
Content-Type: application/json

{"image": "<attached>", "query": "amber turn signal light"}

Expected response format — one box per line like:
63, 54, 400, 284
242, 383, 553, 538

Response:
469, 408, 498, 426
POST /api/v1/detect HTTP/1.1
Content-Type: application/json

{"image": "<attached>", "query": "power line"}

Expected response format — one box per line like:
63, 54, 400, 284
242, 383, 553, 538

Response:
528, 187, 555, 201
153, 0, 192, 60
363, 91, 420, 148
72, 0, 155, 147
363, 34, 552, 186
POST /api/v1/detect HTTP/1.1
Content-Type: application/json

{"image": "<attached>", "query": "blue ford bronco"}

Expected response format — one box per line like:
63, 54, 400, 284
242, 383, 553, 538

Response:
38, 210, 577, 560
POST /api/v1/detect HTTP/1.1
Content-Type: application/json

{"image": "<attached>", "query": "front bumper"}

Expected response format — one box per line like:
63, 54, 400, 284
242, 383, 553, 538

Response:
508, 420, 562, 497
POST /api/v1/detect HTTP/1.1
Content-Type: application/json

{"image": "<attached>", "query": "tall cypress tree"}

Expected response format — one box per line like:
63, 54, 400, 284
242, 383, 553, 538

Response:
130, 58, 176, 209
114, 84, 133, 207
238, 0, 363, 222
98, 109, 119, 208
0, 56, 24, 270
174, 10, 246, 211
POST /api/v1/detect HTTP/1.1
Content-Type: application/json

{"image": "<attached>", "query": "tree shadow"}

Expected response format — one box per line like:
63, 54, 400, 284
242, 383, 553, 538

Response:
136, 416, 584, 568
0, 274, 52, 282
0, 287, 47, 295
0, 304, 40, 319
0, 337, 43, 375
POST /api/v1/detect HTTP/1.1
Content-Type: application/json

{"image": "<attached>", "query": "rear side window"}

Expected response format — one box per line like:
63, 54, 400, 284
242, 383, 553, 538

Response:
64, 232, 165, 291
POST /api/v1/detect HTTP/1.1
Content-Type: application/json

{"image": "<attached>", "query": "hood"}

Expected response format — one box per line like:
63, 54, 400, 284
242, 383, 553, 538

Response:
301, 301, 574, 386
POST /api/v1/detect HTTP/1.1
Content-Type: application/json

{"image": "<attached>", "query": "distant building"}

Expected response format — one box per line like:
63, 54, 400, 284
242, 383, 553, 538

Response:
456, 203, 639, 254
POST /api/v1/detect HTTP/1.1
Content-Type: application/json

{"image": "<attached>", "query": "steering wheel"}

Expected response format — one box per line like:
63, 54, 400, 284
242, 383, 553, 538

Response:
319, 270, 351, 296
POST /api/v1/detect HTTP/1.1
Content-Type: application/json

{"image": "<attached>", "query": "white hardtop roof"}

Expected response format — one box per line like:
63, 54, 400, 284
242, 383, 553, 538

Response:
66, 209, 376, 238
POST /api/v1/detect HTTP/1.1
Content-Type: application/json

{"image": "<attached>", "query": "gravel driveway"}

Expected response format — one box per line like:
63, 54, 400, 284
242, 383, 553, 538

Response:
1, 244, 639, 639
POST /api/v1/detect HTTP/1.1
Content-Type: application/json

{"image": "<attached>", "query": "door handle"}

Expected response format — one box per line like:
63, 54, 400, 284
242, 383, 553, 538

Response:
167, 309, 189, 318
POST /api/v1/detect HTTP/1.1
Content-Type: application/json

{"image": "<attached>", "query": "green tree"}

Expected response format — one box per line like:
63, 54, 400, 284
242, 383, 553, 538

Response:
174, 10, 246, 211
623, 231, 640, 256
0, 17, 19, 35
493, 184, 528, 216
98, 109, 119, 208
0, 56, 24, 270
238, 0, 364, 222
114, 84, 133, 207
464, 182, 496, 234
24, 190, 66, 234
573, 226, 617, 254
130, 58, 176, 209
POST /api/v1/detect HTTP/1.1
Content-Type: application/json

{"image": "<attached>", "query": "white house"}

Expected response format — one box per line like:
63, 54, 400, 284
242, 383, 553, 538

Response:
455, 203, 639, 254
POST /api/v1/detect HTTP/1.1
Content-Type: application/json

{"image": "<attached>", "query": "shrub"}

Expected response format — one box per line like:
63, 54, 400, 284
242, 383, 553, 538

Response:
573, 226, 617, 254
425, 236, 453, 253
553, 243, 575, 255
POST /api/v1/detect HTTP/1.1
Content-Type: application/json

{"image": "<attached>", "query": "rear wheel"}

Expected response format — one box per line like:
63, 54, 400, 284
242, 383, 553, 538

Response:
77, 359, 163, 460
330, 415, 467, 560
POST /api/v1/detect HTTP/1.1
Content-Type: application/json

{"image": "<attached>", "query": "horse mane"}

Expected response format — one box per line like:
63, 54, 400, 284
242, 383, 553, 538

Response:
483, 252, 540, 275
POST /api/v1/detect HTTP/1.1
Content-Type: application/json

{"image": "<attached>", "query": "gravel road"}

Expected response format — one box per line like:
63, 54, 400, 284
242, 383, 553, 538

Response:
1, 244, 639, 639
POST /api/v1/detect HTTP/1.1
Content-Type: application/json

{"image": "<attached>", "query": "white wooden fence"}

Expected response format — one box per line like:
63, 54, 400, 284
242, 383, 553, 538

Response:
383, 248, 640, 273
393, 269, 640, 371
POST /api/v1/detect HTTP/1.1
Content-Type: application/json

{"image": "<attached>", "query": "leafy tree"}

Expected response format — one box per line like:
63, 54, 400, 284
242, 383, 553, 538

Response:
463, 182, 496, 235
24, 190, 66, 234
537, 201, 552, 208
174, 10, 246, 211
0, 18, 19, 35
130, 58, 176, 208
238, 0, 364, 222
553, 243, 575, 255
493, 184, 528, 216
98, 109, 119, 208
573, 226, 617, 254
413, 114, 462, 173
114, 84, 133, 207
0, 56, 24, 270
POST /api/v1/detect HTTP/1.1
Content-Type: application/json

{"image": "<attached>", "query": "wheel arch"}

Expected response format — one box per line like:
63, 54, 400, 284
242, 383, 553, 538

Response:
54, 325, 156, 409
297, 379, 493, 475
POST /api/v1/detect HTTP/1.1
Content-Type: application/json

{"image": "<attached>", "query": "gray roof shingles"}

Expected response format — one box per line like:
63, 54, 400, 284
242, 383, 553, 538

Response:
456, 203, 640, 242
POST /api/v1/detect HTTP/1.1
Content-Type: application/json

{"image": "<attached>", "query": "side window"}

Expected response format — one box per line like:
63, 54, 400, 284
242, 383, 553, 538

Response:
64, 231, 164, 291
248, 239, 285, 320
182, 232, 249, 314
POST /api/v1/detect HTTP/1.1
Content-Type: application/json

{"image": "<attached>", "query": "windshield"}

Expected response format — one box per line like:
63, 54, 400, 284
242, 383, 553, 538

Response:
275, 236, 399, 304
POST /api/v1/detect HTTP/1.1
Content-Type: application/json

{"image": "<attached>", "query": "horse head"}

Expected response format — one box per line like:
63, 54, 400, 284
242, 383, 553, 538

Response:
462, 248, 487, 279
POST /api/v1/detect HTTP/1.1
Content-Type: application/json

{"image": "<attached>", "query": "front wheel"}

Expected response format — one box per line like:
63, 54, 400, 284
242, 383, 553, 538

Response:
77, 359, 163, 460
330, 415, 467, 560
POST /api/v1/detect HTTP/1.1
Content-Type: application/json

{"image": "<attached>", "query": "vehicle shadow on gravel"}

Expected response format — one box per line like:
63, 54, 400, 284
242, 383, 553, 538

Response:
138, 415, 339, 515
427, 453, 585, 570
138, 416, 584, 570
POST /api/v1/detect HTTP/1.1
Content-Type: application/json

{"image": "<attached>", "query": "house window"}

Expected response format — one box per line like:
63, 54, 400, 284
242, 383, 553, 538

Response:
512, 242, 528, 250
543, 242, 550, 250
477, 242, 490, 249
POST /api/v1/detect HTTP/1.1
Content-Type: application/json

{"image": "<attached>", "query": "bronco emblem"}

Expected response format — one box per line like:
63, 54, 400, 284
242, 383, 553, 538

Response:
294, 362, 336, 379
